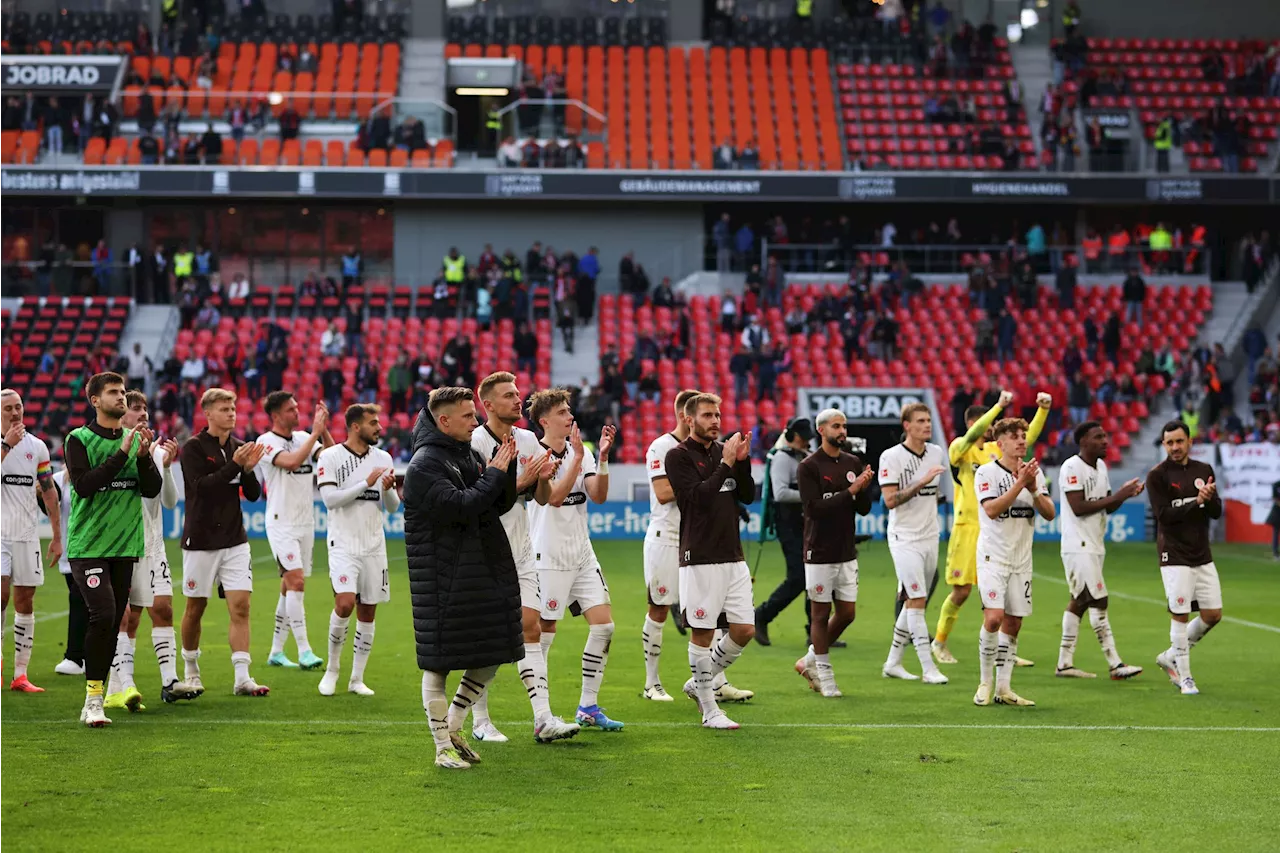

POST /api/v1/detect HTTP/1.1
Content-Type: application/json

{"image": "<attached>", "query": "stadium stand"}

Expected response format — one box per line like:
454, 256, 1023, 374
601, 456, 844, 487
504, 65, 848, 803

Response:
598, 280, 1211, 467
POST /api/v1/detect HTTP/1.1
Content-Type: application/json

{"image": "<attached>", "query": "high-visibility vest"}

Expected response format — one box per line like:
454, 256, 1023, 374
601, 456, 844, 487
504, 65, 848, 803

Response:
1082, 236, 1102, 260
161, 0, 178, 21
795, 0, 813, 18
443, 255, 466, 283
1107, 232, 1130, 255
173, 251, 193, 277
1149, 228, 1173, 251
485, 110, 501, 132
1154, 118, 1173, 151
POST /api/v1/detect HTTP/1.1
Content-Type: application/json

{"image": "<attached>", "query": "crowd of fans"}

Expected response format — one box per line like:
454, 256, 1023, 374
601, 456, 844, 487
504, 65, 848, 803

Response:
2, 92, 119, 157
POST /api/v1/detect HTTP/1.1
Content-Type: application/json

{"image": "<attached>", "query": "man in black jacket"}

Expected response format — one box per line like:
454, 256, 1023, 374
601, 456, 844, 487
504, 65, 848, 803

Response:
403, 386, 521, 770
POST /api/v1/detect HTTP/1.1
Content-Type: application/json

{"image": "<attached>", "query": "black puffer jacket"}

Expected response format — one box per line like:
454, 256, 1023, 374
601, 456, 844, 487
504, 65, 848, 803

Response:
403, 408, 523, 673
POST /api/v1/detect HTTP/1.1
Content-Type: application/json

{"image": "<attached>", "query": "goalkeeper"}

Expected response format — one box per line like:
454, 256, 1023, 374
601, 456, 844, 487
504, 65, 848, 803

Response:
930, 389, 1050, 665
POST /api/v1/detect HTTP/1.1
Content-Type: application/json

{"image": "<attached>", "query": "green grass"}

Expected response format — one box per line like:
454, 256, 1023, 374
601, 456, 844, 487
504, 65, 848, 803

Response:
4, 539, 1279, 851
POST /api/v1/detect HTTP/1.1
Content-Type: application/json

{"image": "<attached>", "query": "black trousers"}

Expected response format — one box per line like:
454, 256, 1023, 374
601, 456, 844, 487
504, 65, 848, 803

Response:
63, 572, 89, 664
756, 527, 807, 627
68, 558, 133, 682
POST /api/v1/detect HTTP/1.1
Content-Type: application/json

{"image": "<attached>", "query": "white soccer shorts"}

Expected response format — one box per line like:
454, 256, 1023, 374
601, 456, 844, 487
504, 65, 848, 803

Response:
538, 556, 610, 621
977, 559, 1033, 618
129, 554, 172, 608
1, 539, 44, 586
679, 561, 754, 629
513, 540, 540, 611
1160, 563, 1222, 615
265, 525, 315, 577
890, 539, 938, 600
805, 559, 859, 603
643, 530, 680, 606
180, 543, 253, 598
1063, 552, 1107, 601
329, 549, 391, 605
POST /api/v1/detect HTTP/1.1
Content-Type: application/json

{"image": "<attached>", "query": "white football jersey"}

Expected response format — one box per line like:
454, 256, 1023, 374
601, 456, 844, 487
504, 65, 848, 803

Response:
142, 444, 171, 559
52, 469, 72, 575
1058, 455, 1111, 556
527, 442, 596, 571
471, 424, 543, 555
316, 443, 394, 555
257, 430, 319, 529
975, 459, 1048, 568
645, 432, 681, 536
878, 441, 945, 543
2, 432, 50, 542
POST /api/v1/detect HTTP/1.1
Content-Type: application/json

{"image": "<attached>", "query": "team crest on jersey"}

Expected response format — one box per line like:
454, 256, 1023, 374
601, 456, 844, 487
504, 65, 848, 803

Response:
952, 570, 961, 577
988, 590, 997, 599
694, 607, 706, 619
187, 579, 197, 591
815, 584, 824, 594
86, 575, 100, 589
980, 482, 990, 492
318, 467, 325, 476
650, 458, 661, 470
25, 452, 32, 460
657, 585, 667, 595
339, 575, 349, 584
1067, 475, 1078, 485
1096, 582, 1104, 590
911, 583, 919, 591
846, 472, 856, 483
1177, 596, 1185, 605
1194, 478, 1206, 489
287, 553, 295, 562
881, 467, 889, 478
547, 599, 559, 611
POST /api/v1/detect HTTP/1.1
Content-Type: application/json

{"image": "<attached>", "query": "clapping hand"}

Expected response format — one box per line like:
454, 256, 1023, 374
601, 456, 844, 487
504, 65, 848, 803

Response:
365, 466, 388, 486
1197, 476, 1216, 504
160, 438, 180, 467
598, 424, 616, 460
569, 423, 584, 458
735, 431, 751, 461
313, 404, 330, 434
1118, 477, 1144, 498
849, 467, 875, 494
921, 465, 946, 485
233, 441, 267, 471
380, 469, 397, 491
488, 435, 517, 472
1018, 458, 1041, 488
135, 427, 155, 458
722, 433, 741, 466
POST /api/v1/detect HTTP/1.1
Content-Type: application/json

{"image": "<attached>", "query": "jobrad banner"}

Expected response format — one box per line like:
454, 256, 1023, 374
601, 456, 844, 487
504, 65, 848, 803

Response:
152, 500, 1149, 543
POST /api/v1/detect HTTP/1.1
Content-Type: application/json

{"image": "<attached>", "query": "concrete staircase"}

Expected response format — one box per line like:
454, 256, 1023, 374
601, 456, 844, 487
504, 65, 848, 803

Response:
1010, 44, 1052, 162
551, 319, 599, 389
400, 38, 448, 138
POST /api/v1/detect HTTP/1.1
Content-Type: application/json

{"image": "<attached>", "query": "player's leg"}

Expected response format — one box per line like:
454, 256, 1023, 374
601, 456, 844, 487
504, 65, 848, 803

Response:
934, 526, 976, 662
57, 570, 88, 675
222, 544, 267, 696
753, 529, 805, 647
1187, 562, 1224, 648
423, 669, 469, 770
1, 544, 11, 666
797, 562, 834, 693
572, 557, 622, 730
974, 562, 1005, 705
884, 544, 938, 680
106, 604, 144, 711
9, 542, 44, 691
1157, 565, 1199, 692
681, 564, 733, 727
641, 533, 679, 699
445, 663, 501, 765
346, 601, 377, 696
703, 562, 754, 723
1056, 553, 1095, 678
319, 588, 355, 696
149, 588, 196, 700
994, 569, 1034, 706
179, 548, 214, 693
289, 532, 320, 668
269, 574, 295, 667
69, 558, 133, 725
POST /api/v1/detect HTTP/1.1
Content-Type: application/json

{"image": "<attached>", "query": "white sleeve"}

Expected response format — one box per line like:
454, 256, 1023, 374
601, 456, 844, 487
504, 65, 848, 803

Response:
35, 439, 50, 466
646, 441, 667, 480
315, 448, 338, 487
582, 449, 598, 477
154, 446, 179, 509
878, 447, 901, 487
470, 428, 494, 459
974, 466, 996, 502
1059, 458, 1084, 493
258, 432, 287, 467
1035, 469, 1050, 496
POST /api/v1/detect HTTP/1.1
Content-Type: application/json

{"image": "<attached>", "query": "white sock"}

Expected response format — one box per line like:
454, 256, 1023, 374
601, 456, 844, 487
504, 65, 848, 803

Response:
120, 634, 137, 691
1186, 616, 1212, 648
422, 670, 450, 752
815, 652, 834, 686
1089, 609, 1121, 668
1058, 611, 1081, 670
270, 593, 289, 655
709, 633, 745, 679
520, 641, 552, 722
471, 687, 490, 726
579, 622, 613, 708
906, 608, 939, 675
1170, 620, 1191, 681
152, 626, 178, 686
995, 631, 1014, 692
688, 642, 718, 718
351, 620, 374, 685
12, 612, 34, 678
450, 665, 499, 731
182, 647, 201, 681
540, 629, 555, 663
108, 631, 128, 694
286, 590, 312, 655
979, 628, 998, 685
326, 612, 349, 675
231, 650, 251, 684
642, 615, 665, 688
885, 607, 910, 668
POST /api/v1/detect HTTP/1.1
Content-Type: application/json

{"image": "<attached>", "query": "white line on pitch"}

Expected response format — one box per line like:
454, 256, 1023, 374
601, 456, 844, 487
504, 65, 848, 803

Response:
33, 609, 69, 623
3, 719, 1277, 733
1032, 573, 1280, 635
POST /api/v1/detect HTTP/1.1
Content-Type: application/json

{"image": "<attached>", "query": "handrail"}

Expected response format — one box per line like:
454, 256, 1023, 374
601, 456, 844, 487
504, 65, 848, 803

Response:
368, 95, 459, 149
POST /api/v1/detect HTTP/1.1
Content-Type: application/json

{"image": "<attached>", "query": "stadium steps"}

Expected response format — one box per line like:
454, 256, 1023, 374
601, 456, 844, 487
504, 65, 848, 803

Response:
400, 38, 450, 139
550, 310, 598, 388
1009, 42, 1052, 163
115, 304, 181, 386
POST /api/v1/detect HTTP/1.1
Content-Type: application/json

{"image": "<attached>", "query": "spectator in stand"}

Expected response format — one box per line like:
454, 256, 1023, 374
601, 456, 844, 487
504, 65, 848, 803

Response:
730, 347, 752, 401
354, 353, 378, 404
739, 139, 760, 170
1122, 267, 1146, 325
1068, 371, 1091, 425
279, 104, 301, 141
996, 309, 1016, 365
1103, 312, 1123, 364
340, 248, 362, 296
714, 139, 736, 170
321, 321, 346, 357
498, 136, 522, 168
713, 213, 733, 273
874, 311, 900, 362
1016, 260, 1037, 309
577, 247, 600, 323
514, 322, 538, 377
1244, 325, 1267, 383
137, 131, 160, 164
91, 239, 113, 294
652, 277, 676, 308
734, 221, 755, 271
637, 373, 661, 404
180, 352, 206, 384
756, 347, 779, 402
321, 358, 344, 413
386, 352, 411, 415
1055, 257, 1077, 309
201, 123, 223, 164
974, 312, 995, 362
440, 335, 474, 386
1083, 315, 1099, 361
521, 136, 542, 167
741, 314, 769, 354
1026, 222, 1047, 273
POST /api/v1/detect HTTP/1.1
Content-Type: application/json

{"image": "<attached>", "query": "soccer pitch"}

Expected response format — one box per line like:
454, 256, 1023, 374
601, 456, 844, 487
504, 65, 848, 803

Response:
3, 539, 1279, 851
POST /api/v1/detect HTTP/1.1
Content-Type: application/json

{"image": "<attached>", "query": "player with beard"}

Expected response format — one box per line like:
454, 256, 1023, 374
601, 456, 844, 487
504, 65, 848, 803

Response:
258, 391, 333, 671
104, 390, 201, 711
794, 409, 874, 697
665, 393, 757, 730
455, 372, 580, 744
